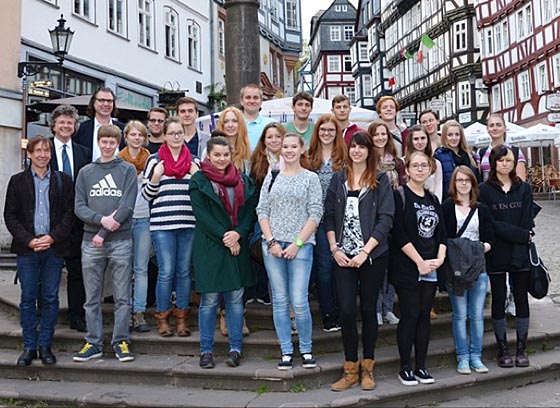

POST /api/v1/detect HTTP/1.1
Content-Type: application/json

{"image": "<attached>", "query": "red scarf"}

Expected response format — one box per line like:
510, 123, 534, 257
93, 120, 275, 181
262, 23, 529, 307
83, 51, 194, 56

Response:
158, 144, 192, 179
200, 159, 245, 226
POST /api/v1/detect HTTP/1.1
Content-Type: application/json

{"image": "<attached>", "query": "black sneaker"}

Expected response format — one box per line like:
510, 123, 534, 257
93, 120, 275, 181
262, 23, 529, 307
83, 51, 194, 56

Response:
225, 351, 241, 367
414, 368, 435, 384
301, 353, 317, 369
278, 354, 293, 370
322, 314, 341, 332
398, 368, 419, 386
256, 294, 271, 305
199, 352, 215, 369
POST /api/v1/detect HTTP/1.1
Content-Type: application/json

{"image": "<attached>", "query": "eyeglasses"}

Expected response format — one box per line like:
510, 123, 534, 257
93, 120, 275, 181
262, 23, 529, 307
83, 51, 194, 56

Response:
96, 98, 114, 104
455, 178, 471, 184
410, 163, 430, 170
319, 128, 337, 133
166, 131, 185, 138
148, 119, 165, 124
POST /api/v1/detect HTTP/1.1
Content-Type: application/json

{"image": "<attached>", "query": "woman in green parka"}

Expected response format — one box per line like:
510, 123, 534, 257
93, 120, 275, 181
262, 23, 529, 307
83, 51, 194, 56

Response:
190, 136, 257, 369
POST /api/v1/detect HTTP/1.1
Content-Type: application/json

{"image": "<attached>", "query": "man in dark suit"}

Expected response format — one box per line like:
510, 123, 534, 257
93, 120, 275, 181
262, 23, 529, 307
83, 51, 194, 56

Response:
74, 87, 125, 161
49, 105, 91, 332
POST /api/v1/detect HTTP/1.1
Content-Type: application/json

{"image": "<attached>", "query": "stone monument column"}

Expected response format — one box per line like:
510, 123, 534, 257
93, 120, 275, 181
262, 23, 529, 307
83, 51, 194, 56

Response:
224, 0, 260, 105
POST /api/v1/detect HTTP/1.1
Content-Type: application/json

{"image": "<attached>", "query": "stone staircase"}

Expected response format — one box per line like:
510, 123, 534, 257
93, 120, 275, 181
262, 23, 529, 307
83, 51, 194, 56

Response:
0, 276, 559, 407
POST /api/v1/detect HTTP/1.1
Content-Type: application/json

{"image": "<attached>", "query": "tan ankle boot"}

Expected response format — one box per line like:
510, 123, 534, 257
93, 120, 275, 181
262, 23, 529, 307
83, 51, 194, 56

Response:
220, 309, 228, 337
173, 308, 191, 337
360, 359, 376, 390
154, 310, 173, 337
242, 310, 250, 336
331, 361, 359, 391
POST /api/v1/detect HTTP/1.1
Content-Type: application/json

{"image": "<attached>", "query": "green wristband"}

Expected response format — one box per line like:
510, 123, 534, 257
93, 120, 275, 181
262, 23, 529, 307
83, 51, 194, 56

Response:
295, 237, 304, 248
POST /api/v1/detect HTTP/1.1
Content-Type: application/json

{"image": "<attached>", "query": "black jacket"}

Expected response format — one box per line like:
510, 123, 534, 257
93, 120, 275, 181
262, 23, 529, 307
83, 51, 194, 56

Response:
324, 170, 395, 260
74, 118, 125, 161
479, 180, 534, 272
4, 168, 74, 257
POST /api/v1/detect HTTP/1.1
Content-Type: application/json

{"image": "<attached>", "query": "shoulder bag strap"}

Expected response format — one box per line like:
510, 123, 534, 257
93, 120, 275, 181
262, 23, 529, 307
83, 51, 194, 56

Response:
456, 207, 477, 237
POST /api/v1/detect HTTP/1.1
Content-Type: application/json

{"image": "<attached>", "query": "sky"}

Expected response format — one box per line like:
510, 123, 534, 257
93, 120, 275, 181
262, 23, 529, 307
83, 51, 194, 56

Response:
300, 0, 359, 40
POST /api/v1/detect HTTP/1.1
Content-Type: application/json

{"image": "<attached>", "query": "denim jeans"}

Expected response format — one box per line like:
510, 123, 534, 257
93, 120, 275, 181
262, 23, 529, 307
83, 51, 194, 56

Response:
17, 249, 63, 349
151, 228, 193, 312
263, 241, 313, 355
199, 288, 244, 354
312, 223, 337, 317
376, 269, 397, 315
132, 217, 152, 312
82, 239, 132, 347
448, 273, 489, 362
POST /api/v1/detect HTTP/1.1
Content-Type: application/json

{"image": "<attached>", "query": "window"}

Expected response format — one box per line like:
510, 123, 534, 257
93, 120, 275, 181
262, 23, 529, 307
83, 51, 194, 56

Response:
492, 84, 501, 112
328, 55, 340, 72
502, 20, 509, 49
187, 20, 201, 70
330, 26, 341, 41
343, 55, 352, 71
517, 5, 533, 40
335, 5, 341, 11
345, 86, 356, 104
455, 21, 467, 51
74, 0, 94, 21
363, 75, 372, 97
164, 7, 178, 60
459, 82, 470, 108
535, 63, 548, 94
218, 19, 225, 56
138, 0, 154, 48
486, 28, 493, 55
359, 42, 368, 61
342, 5, 347, 12
553, 54, 560, 87
503, 79, 514, 108
543, 0, 553, 22
518, 71, 530, 101
108, 0, 126, 35
495, 22, 502, 52
344, 25, 354, 41
286, 0, 298, 28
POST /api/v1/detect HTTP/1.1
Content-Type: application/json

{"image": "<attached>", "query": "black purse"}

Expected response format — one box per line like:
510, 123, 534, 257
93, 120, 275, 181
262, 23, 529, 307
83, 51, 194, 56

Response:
528, 241, 551, 299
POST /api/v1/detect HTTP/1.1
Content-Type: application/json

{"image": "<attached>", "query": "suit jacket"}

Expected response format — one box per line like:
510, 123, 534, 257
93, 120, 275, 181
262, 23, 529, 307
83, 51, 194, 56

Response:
74, 118, 126, 161
4, 168, 75, 257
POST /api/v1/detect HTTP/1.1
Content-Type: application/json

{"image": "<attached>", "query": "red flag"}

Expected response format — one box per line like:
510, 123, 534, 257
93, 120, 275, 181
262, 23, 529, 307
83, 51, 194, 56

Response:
388, 77, 396, 87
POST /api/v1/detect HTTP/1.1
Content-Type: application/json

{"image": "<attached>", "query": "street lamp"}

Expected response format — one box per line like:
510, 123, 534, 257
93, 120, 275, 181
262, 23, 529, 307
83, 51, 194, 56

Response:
18, 14, 74, 167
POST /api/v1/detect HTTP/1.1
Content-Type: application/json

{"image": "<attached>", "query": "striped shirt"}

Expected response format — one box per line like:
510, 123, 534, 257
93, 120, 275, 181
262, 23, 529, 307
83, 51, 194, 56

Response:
142, 154, 196, 231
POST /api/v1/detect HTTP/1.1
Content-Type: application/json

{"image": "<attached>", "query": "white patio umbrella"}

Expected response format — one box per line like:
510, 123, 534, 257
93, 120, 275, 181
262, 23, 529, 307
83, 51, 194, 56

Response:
555, 136, 560, 147
513, 123, 560, 176
464, 121, 526, 146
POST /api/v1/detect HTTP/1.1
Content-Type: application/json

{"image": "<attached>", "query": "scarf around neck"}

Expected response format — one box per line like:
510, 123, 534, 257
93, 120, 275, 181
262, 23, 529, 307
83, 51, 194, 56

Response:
200, 159, 245, 226
119, 146, 150, 174
158, 144, 192, 179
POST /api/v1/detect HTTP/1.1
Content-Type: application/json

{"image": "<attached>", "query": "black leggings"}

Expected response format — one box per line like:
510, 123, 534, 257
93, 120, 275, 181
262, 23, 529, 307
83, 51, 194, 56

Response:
489, 272, 530, 319
395, 281, 437, 369
334, 256, 388, 362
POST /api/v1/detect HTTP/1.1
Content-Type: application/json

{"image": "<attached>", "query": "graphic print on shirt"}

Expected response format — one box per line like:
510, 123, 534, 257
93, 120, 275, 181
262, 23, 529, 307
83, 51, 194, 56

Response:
414, 202, 438, 238
89, 174, 123, 197
341, 195, 364, 256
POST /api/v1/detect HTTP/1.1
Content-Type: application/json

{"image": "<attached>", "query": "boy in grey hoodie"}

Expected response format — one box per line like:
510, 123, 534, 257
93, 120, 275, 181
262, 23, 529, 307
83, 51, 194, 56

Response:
73, 124, 138, 363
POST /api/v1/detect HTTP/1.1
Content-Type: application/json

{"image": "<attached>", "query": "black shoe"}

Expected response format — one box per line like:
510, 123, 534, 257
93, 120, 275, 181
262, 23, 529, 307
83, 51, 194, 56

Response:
16, 349, 37, 367
278, 354, 293, 370
225, 350, 241, 367
70, 319, 87, 333
414, 368, 435, 384
301, 353, 317, 368
38, 347, 57, 365
322, 314, 341, 332
398, 367, 418, 386
199, 352, 215, 369
256, 294, 271, 306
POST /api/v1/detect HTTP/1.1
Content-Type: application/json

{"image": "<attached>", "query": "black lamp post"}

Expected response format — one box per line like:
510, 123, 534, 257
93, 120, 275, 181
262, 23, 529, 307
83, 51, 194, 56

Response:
18, 14, 74, 168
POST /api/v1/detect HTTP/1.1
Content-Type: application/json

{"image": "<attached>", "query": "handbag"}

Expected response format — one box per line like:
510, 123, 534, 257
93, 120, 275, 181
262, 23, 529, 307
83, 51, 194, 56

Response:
528, 241, 551, 299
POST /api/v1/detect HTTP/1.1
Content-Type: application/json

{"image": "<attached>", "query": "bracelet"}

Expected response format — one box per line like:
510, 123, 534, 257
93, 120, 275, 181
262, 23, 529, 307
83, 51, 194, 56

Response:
360, 248, 370, 256
266, 238, 278, 249
294, 237, 304, 248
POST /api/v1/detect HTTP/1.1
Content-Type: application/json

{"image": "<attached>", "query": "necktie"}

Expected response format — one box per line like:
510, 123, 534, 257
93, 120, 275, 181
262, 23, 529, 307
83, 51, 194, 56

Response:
62, 144, 72, 179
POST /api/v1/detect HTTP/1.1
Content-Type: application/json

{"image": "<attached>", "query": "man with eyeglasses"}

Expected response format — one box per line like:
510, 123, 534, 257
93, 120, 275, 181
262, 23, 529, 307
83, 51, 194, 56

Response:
146, 107, 169, 154
176, 97, 209, 159
74, 87, 125, 162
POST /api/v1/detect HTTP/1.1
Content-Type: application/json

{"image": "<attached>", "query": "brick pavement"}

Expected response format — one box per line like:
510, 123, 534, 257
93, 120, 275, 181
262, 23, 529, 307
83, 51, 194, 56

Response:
532, 201, 560, 304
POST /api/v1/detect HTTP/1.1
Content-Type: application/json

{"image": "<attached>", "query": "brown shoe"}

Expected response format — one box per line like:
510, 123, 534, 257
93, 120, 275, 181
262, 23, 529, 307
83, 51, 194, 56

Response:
173, 308, 191, 337
220, 309, 228, 337
242, 311, 250, 337
154, 310, 173, 337
360, 359, 376, 390
331, 361, 359, 391
430, 308, 438, 320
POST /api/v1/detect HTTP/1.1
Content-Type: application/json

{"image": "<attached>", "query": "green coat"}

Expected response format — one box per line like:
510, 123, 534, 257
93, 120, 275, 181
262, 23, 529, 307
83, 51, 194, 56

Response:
190, 171, 257, 293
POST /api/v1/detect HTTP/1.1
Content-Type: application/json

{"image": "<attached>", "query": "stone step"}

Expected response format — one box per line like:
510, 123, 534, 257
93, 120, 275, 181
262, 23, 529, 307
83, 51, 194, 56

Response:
1, 302, 559, 393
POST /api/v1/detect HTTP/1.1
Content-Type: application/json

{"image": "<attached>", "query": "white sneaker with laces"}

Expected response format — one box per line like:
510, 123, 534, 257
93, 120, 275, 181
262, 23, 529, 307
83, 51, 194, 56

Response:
384, 312, 400, 325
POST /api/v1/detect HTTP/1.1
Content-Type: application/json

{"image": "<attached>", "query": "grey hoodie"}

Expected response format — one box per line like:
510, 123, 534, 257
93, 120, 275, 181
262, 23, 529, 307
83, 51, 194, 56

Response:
75, 157, 137, 242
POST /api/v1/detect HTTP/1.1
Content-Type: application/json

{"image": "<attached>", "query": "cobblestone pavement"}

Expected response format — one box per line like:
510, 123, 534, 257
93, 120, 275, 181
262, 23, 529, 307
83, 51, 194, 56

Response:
532, 201, 560, 304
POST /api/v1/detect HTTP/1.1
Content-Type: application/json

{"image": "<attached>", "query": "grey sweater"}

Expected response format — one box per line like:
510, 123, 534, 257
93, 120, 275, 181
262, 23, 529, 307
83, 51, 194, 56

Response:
75, 157, 137, 241
256, 169, 323, 245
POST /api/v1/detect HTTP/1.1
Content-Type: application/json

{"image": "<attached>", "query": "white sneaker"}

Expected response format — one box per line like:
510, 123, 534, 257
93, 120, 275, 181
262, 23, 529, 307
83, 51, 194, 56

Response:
377, 312, 383, 326
384, 312, 400, 325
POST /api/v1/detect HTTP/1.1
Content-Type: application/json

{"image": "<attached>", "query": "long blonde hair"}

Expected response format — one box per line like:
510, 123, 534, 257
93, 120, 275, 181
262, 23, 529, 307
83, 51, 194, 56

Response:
217, 107, 251, 170
441, 120, 477, 168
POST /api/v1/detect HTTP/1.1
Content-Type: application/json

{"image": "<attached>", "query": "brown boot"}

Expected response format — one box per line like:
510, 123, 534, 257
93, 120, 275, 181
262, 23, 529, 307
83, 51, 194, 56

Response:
360, 359, 376, 390
173, 308, 191, 337
331, 361, 359, 391
220, 309, 228, 337
242, 310, 250, 336
154, 310, 173, 337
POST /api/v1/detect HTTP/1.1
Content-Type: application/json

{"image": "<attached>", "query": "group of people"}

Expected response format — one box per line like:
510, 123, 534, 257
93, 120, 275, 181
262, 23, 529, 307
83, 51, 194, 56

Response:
5, 86, 536, 394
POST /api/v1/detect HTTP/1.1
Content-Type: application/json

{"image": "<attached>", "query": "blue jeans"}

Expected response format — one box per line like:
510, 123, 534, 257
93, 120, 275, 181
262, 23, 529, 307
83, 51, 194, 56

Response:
151, 228, 193, 311
199, 289, 244, 354
448, 273, 489, 362
82, 239, 132, 347
312, 223, 337, 317
376, 269, 396, 314
263, 241, 313, 355
132, 217, 152, 312
17, 249, 63, 349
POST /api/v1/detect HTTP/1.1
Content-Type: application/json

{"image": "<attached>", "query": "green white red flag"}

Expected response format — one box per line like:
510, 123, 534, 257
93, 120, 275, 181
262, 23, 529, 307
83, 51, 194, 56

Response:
417, 34, 435, 63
